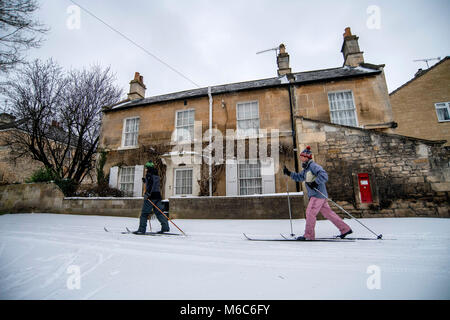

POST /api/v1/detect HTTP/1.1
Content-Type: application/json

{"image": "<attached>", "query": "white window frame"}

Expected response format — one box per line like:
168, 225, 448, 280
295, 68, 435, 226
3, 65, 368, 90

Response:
238, 159, 262, 196
121, 117, 140, 148
174, 167, 193, 195
175, 109, 195, 142
119, 166, 135, 196
327, 90, 359, 127
435, 102, 450, 122
236, 101, 260, 137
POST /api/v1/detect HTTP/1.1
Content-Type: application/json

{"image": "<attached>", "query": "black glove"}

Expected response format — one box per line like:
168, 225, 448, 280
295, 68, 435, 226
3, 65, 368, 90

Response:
142, 177, 146, 183
306, 181, 318, 189
283, 166, 291, 176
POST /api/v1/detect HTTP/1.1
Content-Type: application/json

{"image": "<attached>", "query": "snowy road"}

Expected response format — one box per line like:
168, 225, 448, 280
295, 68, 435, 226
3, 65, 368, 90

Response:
0, 213, 449, 299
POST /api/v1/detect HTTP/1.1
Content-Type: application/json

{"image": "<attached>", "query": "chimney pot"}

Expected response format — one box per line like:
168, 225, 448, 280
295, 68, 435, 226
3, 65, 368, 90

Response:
415, 68, 425, 77
277, 43, 291, 77
128, 72, 146, 100
343, 27, 352, 38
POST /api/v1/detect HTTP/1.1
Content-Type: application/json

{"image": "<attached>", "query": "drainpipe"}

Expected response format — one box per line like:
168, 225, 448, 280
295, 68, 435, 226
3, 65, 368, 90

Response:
287, 82, 300, 192
208, 86, 213, 197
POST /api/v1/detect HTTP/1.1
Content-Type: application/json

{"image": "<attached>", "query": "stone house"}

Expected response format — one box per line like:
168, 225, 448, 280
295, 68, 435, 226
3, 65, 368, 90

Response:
0, 114, 95, 185
100, 27, 396, 202
0, 113, 44, 183
389, 56, 450, 146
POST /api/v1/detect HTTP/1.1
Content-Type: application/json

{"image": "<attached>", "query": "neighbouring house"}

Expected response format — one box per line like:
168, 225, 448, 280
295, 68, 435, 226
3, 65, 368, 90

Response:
0, 113, 95, 185
0, 113, 43, 183
389, 56, 450, 146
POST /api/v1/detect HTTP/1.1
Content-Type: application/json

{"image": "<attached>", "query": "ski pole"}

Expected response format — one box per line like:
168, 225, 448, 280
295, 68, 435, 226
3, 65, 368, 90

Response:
147, 198, 187, 236
148, 215, 152, 232
286, 179, 295, 236
313, 187, 382, 239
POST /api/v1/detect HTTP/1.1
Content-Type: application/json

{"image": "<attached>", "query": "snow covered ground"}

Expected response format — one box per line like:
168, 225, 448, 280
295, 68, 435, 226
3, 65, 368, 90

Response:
0, 213, 449, 300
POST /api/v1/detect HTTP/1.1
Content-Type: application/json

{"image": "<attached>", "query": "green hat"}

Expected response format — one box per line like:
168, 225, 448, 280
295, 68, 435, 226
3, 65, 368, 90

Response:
145, 161, 154, 168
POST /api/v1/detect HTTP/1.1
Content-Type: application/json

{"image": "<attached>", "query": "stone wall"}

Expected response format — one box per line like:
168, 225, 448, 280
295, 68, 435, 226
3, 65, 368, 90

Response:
62, 197, 142, 218
0, 182, 305, 219
169, 194, 304, 219
0, 182, 64, 213
296, 117, 450, 218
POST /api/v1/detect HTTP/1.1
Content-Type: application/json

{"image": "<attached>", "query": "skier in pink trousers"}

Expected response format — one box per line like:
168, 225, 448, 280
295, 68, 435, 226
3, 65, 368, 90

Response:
283, 146, 353, 240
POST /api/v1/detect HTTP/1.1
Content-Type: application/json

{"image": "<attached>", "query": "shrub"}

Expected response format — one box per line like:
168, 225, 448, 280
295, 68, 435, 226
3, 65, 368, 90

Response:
26, 167, 78, 196
55, 178, 78, 197
73, 183, 125, 197
26, 167, 56, 183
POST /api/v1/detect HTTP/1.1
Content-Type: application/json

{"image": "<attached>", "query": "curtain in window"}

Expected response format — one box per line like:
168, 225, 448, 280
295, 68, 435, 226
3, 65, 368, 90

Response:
237, 102, 259, 136
124, 118, 139, 146
238, 160, 262, 195
119, 167, 135, 196
175, 169, 193, 195
435, 103, 450, 121
176, 110, 195, 141
328, 91, 357, 127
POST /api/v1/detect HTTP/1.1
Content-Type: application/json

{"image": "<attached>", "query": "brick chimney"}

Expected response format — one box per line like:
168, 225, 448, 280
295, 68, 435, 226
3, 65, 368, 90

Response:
341, 27, 364, 67
277, 44, 292, 76
127, 72, 146, 100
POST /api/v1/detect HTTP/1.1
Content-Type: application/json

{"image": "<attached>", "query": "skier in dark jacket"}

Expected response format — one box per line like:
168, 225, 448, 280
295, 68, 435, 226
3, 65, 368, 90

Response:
283, 146, 352, 240
134, 161, 170, 234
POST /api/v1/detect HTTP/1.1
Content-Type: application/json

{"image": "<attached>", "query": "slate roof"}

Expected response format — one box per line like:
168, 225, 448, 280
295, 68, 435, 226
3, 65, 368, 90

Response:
0, 117, 90, 149
105, 65, 382, 113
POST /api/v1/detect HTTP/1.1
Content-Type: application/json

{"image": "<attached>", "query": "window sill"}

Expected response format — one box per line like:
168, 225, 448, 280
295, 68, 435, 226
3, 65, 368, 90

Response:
117, 145, 139, 151
235, 133, 264, 140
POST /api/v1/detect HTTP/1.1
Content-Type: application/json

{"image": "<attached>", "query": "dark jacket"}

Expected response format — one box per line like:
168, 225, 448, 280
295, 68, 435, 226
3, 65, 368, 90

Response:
144, 167, 162, 200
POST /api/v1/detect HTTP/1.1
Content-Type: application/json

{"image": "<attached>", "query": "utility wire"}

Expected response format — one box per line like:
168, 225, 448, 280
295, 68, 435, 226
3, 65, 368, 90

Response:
69, 0, 201, 88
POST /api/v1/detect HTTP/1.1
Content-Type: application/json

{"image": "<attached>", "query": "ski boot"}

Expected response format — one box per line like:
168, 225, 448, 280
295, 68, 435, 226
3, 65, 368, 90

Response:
339, 229, 353, 239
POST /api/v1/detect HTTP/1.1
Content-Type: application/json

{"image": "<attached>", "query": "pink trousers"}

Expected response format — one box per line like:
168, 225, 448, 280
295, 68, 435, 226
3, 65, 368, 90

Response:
304, 197, 351, 240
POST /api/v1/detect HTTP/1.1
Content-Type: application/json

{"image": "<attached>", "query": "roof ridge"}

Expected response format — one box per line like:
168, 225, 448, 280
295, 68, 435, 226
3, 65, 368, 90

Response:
298, 116, 447, 145
390, 56, 450, 96
107, 65, 380, 112
140, 66, 358, 99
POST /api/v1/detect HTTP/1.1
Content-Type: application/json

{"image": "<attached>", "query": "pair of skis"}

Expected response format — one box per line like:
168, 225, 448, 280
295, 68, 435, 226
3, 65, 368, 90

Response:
104, 227, 183, 237
243, 233, 387, 242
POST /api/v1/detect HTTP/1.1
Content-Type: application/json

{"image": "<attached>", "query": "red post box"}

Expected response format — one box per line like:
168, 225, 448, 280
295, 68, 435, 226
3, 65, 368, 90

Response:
358, 173, 373, 203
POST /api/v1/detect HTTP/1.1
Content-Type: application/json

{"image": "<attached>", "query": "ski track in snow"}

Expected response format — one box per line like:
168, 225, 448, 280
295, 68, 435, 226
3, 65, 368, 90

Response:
0, 213, 449, 299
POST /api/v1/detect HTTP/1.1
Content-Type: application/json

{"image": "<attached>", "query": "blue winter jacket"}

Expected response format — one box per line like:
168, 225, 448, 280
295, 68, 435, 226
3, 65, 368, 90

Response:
289, 160, 329, 199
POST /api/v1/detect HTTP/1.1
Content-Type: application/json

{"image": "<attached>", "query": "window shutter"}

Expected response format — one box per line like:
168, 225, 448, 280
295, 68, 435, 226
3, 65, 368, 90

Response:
226, 159, 238, 196
121, 118, 126, 147
133, 165, 144, 197
261, 158, 275, 194
109, 166, 119, 189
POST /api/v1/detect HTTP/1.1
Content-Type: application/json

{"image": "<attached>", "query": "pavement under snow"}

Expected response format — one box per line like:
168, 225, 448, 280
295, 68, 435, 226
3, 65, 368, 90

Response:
0, 213, 449, 300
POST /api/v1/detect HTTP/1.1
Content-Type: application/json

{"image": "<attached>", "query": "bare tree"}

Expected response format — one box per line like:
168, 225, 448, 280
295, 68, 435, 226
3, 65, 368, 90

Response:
0, 0, 48, 73
3, 59, 122, 194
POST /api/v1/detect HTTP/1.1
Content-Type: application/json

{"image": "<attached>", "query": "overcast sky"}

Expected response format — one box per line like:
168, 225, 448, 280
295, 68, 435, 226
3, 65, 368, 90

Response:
3, 0, 450, 105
